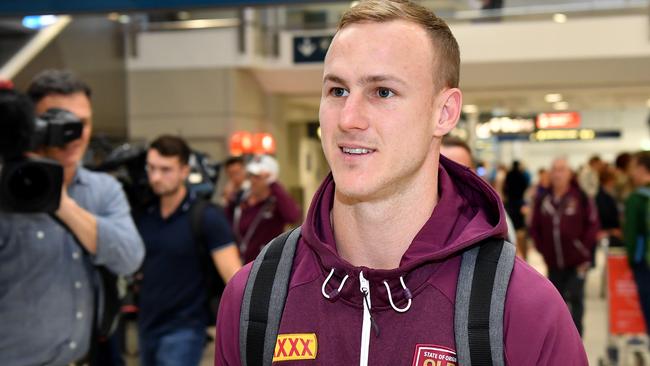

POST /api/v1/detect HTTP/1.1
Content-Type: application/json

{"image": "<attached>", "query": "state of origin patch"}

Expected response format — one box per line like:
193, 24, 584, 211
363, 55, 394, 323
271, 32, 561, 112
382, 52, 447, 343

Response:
411, 344, 458, 366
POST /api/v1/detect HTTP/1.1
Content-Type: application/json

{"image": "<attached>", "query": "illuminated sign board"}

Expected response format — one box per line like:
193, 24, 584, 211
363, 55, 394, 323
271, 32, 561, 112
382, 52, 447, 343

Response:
476, 116, 535, 139
531, 129, 621, 142
536, 112, 581, 129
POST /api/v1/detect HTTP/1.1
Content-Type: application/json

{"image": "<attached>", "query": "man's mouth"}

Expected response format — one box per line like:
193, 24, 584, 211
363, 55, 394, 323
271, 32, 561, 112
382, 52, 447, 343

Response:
340, 146, 375, 155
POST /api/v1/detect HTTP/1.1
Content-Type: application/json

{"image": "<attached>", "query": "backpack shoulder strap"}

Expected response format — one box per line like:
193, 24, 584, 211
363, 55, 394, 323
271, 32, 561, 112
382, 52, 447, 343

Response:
190, 199, 211, 253
239, 226, 301, 366
455, 238, 516, 366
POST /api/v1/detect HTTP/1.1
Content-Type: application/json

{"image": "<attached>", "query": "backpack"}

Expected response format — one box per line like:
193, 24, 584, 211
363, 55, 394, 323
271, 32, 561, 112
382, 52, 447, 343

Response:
189, 199, 227, 326
239, 227, 516, 366
633, 187, 650, 266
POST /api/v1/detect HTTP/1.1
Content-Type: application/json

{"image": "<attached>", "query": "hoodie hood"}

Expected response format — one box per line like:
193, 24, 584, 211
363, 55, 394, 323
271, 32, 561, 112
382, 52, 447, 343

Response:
301, 155, 507, 285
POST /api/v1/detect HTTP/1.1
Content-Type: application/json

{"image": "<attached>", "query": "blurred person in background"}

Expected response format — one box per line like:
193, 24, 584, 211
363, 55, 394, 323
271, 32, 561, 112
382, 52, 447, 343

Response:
578, 155, 603, 198
221, 156, 247, 207
530, 157, 600, 336
504, 160, 530, 258
615, 152, 634, 202
0, 70, 145, 365
226, 154, 301, 263
623, 151, 650, 334
534, 168, 550, 198
136, 135, 241, 366
596, 165, 623, 247
441, 136, 517, 246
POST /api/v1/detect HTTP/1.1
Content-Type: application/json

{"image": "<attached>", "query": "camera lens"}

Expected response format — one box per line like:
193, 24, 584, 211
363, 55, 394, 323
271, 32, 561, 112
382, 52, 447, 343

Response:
8, 164, 51, 202
0, 158, 63, 213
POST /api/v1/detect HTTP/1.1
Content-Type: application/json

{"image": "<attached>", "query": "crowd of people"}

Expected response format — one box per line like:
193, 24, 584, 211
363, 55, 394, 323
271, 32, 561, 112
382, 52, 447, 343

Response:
482, 151, 650, 341
0, 70, 301, 366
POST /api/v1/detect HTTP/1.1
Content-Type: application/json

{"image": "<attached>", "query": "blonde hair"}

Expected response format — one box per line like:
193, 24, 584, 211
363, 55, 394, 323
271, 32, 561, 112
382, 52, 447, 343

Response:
338, 0, 460, 91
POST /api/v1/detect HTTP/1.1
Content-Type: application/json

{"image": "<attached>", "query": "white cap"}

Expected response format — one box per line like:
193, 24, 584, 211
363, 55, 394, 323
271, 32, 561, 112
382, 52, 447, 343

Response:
246, 155, 279, 182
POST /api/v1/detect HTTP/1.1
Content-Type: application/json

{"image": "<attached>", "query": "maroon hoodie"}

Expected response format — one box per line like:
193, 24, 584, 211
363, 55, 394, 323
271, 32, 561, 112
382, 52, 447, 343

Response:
530, 182, 600, 270
216, 157, 587, 365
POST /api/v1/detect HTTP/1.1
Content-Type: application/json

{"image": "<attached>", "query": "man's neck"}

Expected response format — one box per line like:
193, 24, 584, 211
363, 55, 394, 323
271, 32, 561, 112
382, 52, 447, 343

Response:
249, 186, 271, 205
160, 185, 187, 219
63, 164, 78, 186
331, 160, 439, 270
553, 184, 569, 199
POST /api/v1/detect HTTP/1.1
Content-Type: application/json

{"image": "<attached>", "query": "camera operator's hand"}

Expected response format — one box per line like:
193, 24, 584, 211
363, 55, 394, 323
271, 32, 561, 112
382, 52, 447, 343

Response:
56, 185, 98, 254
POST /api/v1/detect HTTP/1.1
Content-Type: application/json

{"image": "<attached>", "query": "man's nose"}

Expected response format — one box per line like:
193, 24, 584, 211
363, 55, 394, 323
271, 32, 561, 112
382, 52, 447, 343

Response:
339, 93, 370, 131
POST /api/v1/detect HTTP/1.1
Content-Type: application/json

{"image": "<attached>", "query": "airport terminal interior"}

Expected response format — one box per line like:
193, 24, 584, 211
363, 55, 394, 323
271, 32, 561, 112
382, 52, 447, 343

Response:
2, 0, 650, 365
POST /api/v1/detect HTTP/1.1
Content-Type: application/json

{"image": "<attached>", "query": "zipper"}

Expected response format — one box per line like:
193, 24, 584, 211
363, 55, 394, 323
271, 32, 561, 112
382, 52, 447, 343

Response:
552, 213, 565, 268
573, 239, 590, 258
359, 271, 371, 366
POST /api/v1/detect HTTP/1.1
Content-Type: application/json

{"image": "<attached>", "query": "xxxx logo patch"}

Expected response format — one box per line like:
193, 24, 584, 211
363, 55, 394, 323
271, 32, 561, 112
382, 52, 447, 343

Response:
272, 333, 318, 362
411, 344, 457, 366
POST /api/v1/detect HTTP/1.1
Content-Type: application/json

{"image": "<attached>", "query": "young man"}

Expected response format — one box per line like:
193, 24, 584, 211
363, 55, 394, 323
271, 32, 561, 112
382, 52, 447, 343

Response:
0, 70, 145, 365
530, 157, 600, 336
623, 151, 650, 334
137, 135, 241, 366
216, 1, 587, 364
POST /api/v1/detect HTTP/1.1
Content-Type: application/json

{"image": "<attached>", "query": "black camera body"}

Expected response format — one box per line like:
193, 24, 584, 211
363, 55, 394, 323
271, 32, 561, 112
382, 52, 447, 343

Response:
0, 89, 83, 213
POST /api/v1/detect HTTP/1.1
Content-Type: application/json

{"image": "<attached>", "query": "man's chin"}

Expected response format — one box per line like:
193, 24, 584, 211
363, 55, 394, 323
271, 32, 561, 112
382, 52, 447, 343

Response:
333, 178, 380, 203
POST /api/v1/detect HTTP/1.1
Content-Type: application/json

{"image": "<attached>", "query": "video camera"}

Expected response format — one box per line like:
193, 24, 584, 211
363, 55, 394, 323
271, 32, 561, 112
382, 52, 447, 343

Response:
90, 143, 221, 214
0, 88, 83, 213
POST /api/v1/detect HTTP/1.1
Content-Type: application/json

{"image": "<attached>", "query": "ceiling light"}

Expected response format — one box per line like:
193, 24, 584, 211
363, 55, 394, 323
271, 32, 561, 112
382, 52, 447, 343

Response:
22, 15, 58, 29
545, 93, 562, 103
553, 13, 567, 23
462, 105, 479, 114
553, 101, 569, 110
118, 14, 131, 24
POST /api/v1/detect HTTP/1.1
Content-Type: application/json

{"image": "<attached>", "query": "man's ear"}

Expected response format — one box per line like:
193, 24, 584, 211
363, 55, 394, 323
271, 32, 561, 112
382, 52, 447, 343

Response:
181, 163, 191, 180
433, 88, 462, 137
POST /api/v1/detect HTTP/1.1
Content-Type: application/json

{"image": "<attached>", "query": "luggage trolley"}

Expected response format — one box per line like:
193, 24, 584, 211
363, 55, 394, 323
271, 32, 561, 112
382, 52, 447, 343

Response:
600, 247, 650, 366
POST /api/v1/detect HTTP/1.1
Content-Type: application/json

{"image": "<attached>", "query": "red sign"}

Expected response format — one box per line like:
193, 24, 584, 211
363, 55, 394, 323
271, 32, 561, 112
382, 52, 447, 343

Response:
536, 112, 581, 129
412, 344, 457, 366
607, 253, 647, 335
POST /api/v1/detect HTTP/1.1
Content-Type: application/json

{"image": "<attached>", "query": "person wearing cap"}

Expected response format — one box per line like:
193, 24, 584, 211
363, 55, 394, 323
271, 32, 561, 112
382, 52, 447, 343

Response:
225, 155, 301, 263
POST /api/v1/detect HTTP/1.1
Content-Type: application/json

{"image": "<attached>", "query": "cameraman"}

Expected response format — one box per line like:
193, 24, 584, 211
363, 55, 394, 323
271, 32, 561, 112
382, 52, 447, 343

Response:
0, 70, 145, 365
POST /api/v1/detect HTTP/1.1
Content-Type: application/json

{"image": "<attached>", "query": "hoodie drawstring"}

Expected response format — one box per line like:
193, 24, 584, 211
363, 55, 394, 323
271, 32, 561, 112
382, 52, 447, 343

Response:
383, 276, 413, 313
322, 269, 413, 314
321, 268, 350, 300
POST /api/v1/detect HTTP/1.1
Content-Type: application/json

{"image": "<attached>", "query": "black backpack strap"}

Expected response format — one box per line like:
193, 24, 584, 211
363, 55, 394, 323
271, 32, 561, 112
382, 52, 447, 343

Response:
455, 238, 516, 366
190, 199, 211, 253
239, 226, 301, 366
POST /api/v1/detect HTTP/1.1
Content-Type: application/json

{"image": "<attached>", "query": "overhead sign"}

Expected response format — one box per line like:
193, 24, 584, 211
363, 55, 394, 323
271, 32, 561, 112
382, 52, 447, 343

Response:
536, 112, 581, 129
0, 0, 333, 15
293, 35, 333, 64
531, 129, 620, 142
475, 116, 535, 139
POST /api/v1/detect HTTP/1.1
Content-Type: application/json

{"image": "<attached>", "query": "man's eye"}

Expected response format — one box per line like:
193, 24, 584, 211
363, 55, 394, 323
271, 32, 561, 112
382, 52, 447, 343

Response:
331, 88, 349, 97
377, 88, 394, 98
